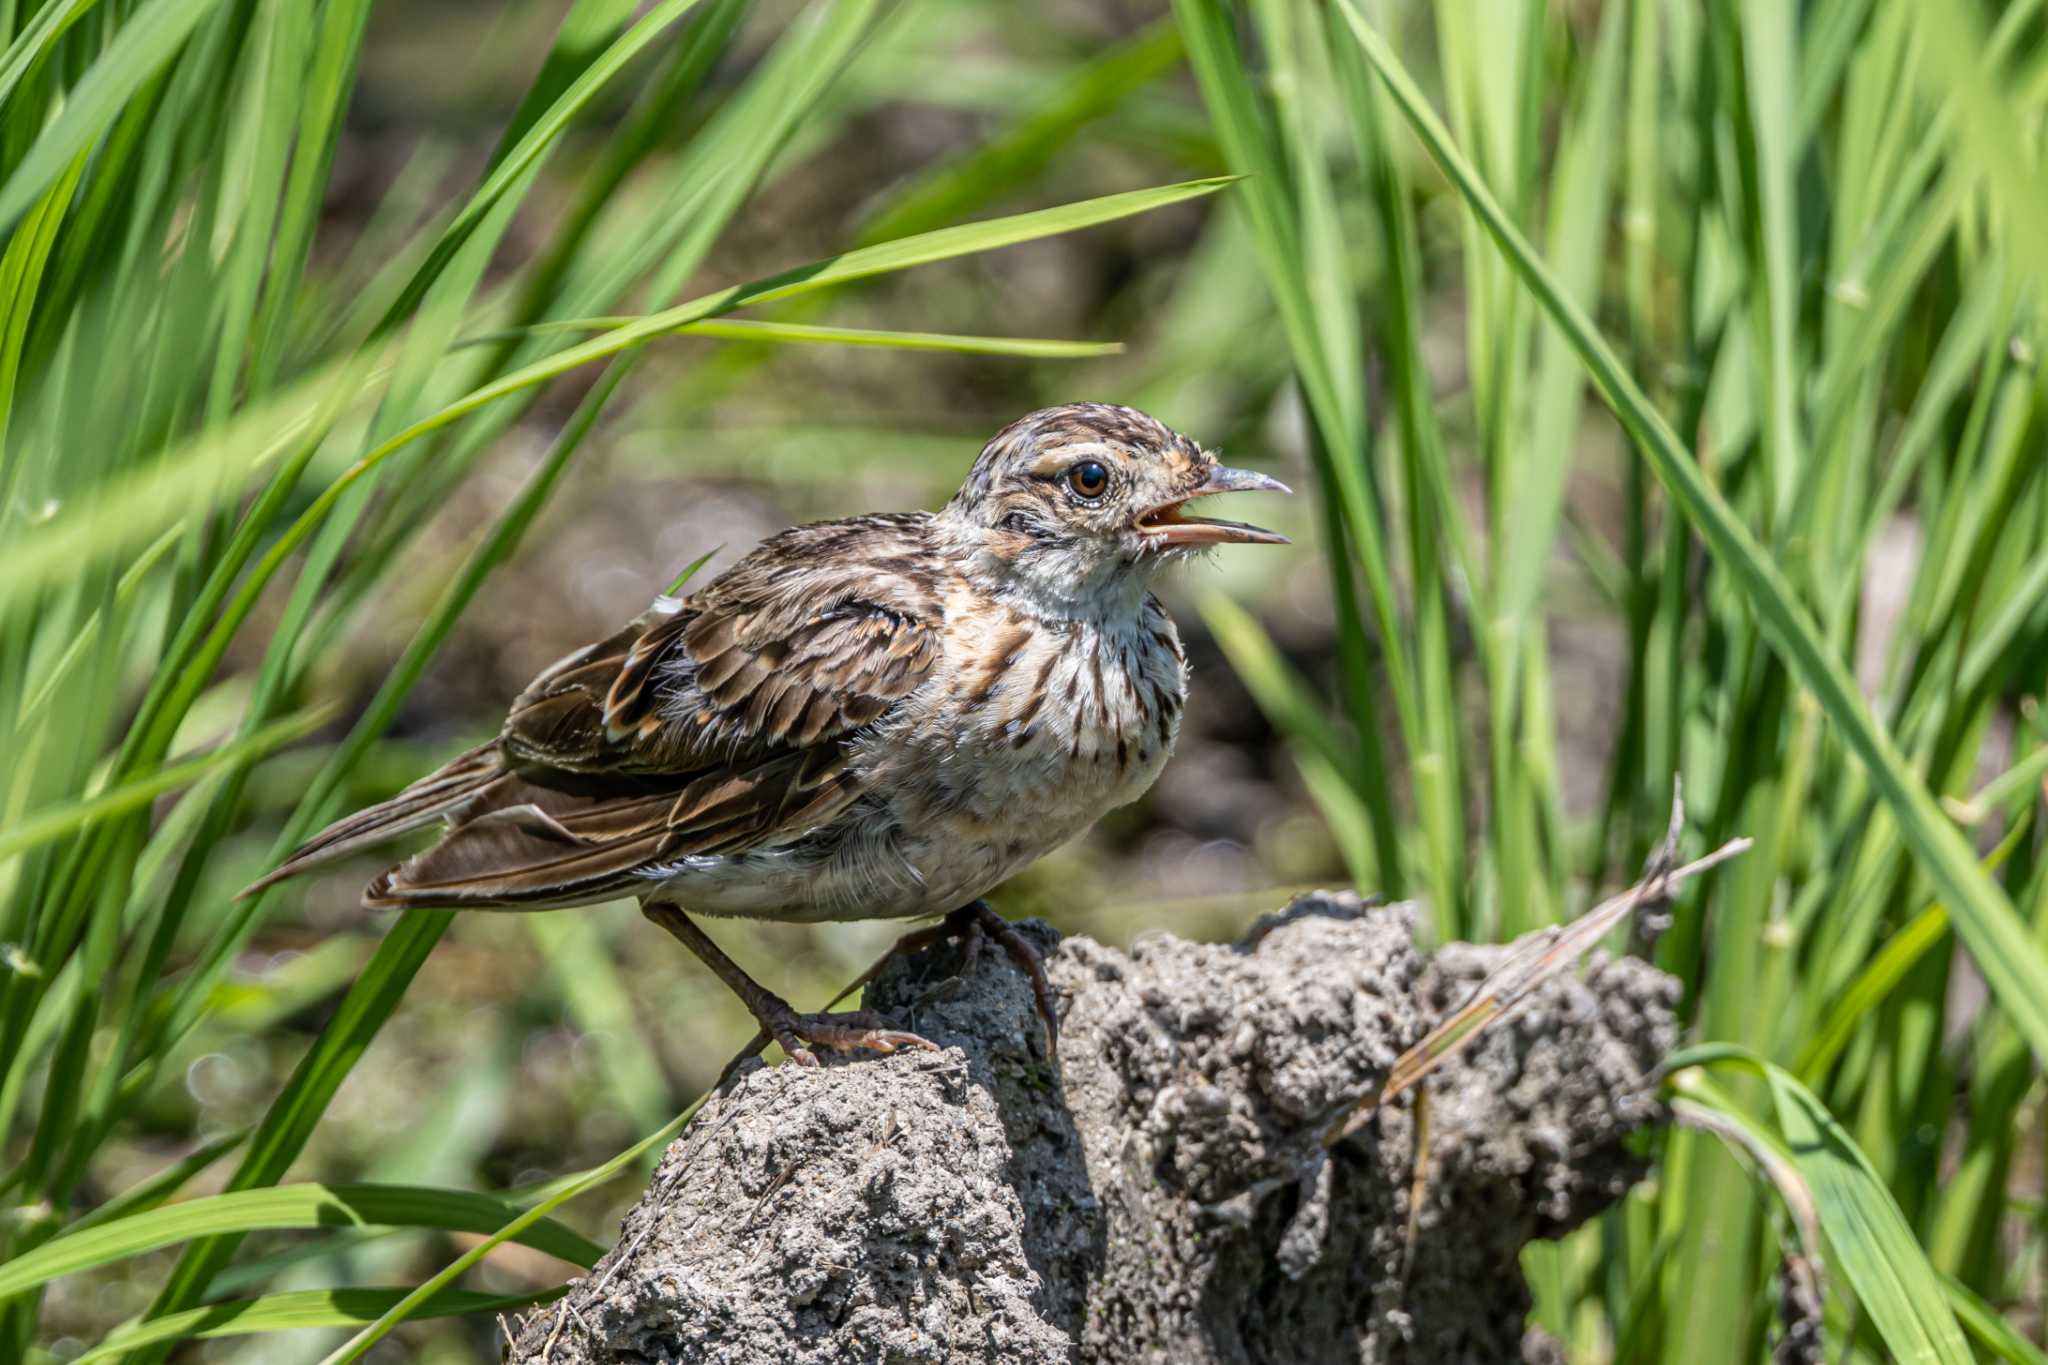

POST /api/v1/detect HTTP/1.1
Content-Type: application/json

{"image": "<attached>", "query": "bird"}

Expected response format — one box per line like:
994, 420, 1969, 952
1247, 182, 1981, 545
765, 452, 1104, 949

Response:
245, 402, 1289, 1064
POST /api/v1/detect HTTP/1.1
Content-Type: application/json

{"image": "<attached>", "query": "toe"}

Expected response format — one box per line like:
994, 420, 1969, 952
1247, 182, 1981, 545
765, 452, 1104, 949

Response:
790, 1014, 939, 1057
875, 1030, 940, 1053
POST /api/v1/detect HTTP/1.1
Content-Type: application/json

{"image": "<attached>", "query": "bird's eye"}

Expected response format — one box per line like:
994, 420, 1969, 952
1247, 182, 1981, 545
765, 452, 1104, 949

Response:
1067, 461, 1109, 499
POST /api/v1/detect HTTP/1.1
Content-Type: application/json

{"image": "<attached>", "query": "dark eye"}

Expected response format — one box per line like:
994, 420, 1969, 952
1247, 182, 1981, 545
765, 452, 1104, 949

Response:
1067, 461, 1109, 498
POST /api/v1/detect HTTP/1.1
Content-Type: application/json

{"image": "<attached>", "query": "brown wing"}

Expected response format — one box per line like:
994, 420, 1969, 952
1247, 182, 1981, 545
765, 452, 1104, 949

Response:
349, 513, 945, 908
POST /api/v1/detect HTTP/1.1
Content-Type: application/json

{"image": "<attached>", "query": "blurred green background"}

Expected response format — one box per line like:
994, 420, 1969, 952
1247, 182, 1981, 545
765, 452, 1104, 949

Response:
3, 0, 2046, 1360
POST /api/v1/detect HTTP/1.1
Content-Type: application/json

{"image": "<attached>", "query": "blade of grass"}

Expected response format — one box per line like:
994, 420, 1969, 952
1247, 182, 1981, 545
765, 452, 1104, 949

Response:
1334, 0, 2048, 1070
1942, 1272, 2048, 1365
313, 1101, 704, 1365
1907, 2, 2048, 322
0, 1182, 603, 1298
857, 18, 1184, 244
1738, 0, 1806, 534
0, 0, 226, 233
73, 1286, 565, 1365
1201, 591, 1380, 887
1175, 0, 1418, 905
474, 316, 1123, 357
1670, 1043, 1972, 1364
63, 1132, 247, 1236
0, 0, 100, 115
368, 0, 708, 333
0, 709, 327, 862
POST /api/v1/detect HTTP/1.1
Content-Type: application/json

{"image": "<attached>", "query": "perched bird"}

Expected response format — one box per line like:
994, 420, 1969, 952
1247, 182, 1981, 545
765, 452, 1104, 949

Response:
247, 403, 1288, 1063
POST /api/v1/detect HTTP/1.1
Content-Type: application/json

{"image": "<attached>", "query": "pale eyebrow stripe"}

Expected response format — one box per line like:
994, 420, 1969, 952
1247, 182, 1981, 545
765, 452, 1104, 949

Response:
1027, 440, 1115, 478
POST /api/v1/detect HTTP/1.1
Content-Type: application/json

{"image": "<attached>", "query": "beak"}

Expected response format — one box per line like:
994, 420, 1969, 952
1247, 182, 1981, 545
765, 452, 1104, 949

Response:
1134, 464, 1292, 547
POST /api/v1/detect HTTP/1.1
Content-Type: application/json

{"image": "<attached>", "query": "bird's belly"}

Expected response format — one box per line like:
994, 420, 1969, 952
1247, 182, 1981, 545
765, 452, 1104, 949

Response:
642, 835, 934, 924
885, 699, 1176, 907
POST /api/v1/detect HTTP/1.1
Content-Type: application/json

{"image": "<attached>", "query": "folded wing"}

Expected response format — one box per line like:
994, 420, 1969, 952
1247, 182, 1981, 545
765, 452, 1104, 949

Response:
248, 515, 945, 909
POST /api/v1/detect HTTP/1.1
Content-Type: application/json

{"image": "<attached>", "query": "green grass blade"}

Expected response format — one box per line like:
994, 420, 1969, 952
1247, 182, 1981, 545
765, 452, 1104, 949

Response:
1201, 591, 1382, 887
1953, 740, 2048, 825
313, 1103, 703, 1365
0, 710, 326, 861
63, 1132, 247, 1236
371, 0, 707, 331
486, 0, 642, 165
1493, 2, 1626, 642
661, 547, 722, 598
135, 912, 455, 1332
0, 0, 100, 115
1764, 1067, 1971, 1364
0, 346, 393, 614
1738, 0, 1806, 532
858, 18, 1184, 244
1671, 1044, 1972, 1364
622, 175, 1236, 315
1942, 1272, 2048, 1365
1795, 905, 1948, 1083
0, 0, 227, 235
72, 1286, 564, 1364
0, 149, 87, 449
1796, 772, 2030, 1083
482, 317, 1123, 357
1908, 3, 2048, 320
1174, 0, 1420, 903
0, 1183, 602, 1298
1333, 0, 2048, 1069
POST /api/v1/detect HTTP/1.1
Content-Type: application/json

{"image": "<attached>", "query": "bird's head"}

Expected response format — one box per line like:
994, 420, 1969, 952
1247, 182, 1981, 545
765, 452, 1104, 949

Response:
940, 402, 1289, 614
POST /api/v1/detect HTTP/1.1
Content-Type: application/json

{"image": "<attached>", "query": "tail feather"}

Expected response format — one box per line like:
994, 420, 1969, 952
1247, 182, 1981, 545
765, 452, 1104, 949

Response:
362, 804, 669, 909
238, 742, 506, 900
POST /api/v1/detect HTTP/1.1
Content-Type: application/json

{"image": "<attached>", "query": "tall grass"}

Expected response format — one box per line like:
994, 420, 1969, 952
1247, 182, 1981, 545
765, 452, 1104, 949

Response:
4, 0, 2046, 1360
1187, 0, 2048, 1357
0, 0, 1218, 1357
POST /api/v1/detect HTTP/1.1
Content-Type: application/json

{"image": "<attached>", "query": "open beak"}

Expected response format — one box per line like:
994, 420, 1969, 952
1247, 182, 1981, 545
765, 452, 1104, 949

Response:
1134, 465, 1291, 547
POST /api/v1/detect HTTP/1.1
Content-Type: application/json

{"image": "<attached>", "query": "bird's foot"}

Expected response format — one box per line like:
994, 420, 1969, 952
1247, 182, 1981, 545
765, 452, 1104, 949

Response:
761, 1006, 938, 1069
927, 900, 1060, 1059
640, 901, 935, 1070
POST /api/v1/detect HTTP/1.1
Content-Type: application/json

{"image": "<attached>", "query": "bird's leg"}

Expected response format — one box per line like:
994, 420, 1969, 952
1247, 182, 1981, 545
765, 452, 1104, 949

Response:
890, 899, 1057, 1057
952, 900, 1059, 1057
641, 902, 937, 1067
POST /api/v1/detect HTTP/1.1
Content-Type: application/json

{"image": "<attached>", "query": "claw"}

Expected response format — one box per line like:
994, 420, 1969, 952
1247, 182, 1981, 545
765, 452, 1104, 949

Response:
763, 1007, 939, 1065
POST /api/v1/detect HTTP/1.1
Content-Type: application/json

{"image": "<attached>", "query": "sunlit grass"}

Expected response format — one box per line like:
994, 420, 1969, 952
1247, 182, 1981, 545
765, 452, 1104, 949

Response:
1185, 0, 2048, 1358
0, 0, 1220, 1357
4, 0, 2045, 1360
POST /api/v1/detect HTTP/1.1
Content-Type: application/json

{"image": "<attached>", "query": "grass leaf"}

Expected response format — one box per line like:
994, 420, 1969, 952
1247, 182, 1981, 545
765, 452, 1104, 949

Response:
73, 1285, 564, 1363
1333, 0, 2048, 1069
0, 1183, 603, 1299
1671, 1044, 1973, 1364
0, 0, 227, 234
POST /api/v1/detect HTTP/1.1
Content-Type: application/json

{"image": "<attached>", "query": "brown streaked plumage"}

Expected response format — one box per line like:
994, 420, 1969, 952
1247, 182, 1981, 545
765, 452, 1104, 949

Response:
248, 402, 1288, 1064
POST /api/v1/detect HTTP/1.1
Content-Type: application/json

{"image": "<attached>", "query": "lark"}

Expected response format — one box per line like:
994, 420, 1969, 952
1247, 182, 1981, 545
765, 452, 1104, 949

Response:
247, 403, 1288, 1063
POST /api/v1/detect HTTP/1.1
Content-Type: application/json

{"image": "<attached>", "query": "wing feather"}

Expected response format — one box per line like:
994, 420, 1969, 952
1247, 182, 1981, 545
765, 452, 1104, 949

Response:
256, 514, 946, 910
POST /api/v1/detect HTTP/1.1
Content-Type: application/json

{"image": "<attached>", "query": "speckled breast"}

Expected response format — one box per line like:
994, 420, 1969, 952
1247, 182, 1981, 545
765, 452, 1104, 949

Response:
869, 593, 1188, 912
